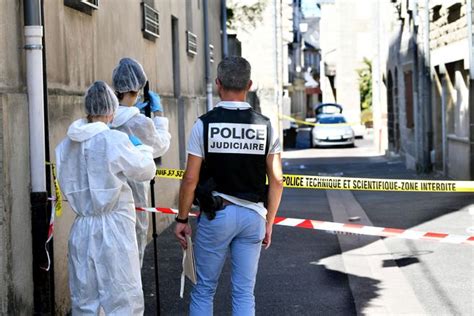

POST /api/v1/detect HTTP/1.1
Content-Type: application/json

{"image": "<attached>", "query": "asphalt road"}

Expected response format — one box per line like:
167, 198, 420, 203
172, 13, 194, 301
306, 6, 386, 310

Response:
142, 130, 474, 315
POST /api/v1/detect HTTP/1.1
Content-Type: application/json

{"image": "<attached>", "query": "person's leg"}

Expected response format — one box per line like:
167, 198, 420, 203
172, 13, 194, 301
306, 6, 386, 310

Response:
97, 214, 144, 316
135, 211, 149, 267
190, 207, 237, 316
68, 221, 101, 315
230, 207, 265, 316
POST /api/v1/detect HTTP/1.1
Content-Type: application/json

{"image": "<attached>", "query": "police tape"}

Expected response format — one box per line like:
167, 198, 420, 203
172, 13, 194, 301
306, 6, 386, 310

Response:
156, 168, 474, 193
136, 207, 474, 246
46, 162, 63, 217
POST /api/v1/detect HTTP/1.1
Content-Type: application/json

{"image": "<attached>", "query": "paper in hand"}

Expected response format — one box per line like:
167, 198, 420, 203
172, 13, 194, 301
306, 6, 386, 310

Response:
183, 235, 197, 284
180, 235, 197, 298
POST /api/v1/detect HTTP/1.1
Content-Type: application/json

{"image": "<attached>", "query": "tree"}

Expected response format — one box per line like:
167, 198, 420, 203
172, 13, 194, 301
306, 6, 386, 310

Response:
357, 58, 373, 126
227, 0, 267, 32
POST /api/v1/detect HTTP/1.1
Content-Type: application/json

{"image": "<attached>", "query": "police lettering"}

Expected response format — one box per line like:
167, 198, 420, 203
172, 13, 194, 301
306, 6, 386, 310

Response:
210, 142, 264, 151
208, 123, 267, 155
210, 127, 265, 140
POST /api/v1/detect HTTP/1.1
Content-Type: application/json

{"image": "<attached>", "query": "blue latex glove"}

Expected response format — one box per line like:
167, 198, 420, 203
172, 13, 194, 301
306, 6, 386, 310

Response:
129, 135, 143, 147
135, 91, 163, 113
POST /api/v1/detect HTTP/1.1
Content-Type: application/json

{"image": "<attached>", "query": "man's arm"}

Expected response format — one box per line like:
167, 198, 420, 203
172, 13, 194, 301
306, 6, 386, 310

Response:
174, 154, 202, 248
263, 152, 284, 249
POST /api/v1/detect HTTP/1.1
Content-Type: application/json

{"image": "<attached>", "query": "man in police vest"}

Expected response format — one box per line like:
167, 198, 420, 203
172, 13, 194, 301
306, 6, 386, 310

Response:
174, 56, 283, 315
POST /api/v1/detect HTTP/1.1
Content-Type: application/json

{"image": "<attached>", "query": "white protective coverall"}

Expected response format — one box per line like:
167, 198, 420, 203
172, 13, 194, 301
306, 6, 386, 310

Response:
56, 118, 156, 315
111, 106, 171, 266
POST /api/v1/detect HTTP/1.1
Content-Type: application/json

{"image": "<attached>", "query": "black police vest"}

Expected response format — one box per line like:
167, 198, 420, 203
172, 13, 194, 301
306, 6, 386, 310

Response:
199, 106, 272, 203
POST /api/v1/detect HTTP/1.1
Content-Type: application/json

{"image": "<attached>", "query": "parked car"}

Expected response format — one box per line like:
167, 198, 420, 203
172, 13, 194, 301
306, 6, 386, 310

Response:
314, 103, 365, 139
310, 114, 355, 147
313, 103, 343, 117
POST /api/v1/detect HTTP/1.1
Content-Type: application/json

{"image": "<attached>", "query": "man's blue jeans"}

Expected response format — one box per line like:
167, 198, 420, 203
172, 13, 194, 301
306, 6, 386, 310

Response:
190, 205, 266, 316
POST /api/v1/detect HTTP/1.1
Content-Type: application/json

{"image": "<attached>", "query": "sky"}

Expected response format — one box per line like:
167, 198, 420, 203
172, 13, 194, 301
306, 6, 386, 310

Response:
301, 0, 321, 18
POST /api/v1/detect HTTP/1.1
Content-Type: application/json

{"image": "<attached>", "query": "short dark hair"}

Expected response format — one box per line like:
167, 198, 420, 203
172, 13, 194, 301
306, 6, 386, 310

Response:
217, 56, 251, 91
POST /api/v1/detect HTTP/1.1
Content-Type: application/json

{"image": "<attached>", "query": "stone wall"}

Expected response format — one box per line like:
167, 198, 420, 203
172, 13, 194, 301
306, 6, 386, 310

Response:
430, 0, 468, 50
0, 0, 223, 313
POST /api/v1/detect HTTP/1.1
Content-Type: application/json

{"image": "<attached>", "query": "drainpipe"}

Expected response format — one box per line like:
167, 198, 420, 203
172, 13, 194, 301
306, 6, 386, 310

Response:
423, 0, 432, 172
24, 0, 46, 191
24, 0, 53, 313
467, 0, 474, 179
441, 68, 447, 175
203, 0, 213, 111
221, 0, 228, 58
468, 0, 474, 80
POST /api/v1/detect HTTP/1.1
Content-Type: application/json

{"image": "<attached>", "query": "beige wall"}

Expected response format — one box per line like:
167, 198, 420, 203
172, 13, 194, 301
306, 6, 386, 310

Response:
44, 0, 222, 96
1, 0, 223, 314
43, 1, 222, 313
0, 1, 24, 92
0, 1, 34, 314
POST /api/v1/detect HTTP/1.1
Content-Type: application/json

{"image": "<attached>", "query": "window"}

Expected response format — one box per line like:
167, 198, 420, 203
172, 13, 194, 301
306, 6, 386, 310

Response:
404, 70, 414, 129
64, 0, 99, 14
318, 116, 347, 124
447, 3, 462, 24
141, 2, 159, 41
186, 31, 198, 56
432, 5, 441, 22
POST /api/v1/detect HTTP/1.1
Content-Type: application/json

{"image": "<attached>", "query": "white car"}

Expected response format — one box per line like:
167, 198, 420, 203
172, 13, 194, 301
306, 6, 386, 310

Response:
311, 114, 355, 147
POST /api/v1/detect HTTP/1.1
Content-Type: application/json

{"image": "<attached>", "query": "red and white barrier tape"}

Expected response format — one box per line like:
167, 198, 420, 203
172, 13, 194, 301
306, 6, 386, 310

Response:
41, 198, 56, 271
137, 207, 474, 246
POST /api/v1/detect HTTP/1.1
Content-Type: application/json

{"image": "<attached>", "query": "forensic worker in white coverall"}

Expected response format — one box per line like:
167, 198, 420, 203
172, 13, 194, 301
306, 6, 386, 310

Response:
110, 57, 171, 267
55, 81, 156, 315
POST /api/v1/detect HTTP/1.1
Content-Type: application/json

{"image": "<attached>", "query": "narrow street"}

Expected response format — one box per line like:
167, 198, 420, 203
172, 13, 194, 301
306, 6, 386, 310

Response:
143, 131, 474, 315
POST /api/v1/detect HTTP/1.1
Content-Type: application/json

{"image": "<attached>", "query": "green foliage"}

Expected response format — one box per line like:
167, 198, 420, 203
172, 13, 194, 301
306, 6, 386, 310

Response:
357, 58, 372, 111
227, 0, 267, 31
361, 108, 373, 127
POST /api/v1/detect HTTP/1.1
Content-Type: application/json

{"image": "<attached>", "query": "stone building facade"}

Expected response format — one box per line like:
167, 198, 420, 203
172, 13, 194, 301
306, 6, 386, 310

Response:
0, 0, 223, 314
386, 0, 473, 179
227, 0, 293, 139
319, 0, 386, 150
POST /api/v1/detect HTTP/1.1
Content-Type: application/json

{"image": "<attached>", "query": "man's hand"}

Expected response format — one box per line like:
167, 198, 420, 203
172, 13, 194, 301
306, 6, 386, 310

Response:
174, 222, 192, 249
262, 223, 273, 249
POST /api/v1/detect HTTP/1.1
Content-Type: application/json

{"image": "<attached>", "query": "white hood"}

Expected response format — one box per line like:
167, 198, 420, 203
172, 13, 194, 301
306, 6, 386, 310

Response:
110, 106, 140, 128
67, 118, 109, 142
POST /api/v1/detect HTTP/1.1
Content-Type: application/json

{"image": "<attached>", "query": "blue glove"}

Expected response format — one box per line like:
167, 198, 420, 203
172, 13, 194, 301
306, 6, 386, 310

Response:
135, 91, 163, 113
129, 135, 143, 146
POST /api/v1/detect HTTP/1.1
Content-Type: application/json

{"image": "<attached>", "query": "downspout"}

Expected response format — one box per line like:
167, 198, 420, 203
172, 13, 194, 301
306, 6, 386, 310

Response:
467, 0, 474, 179
24, 0, 53, 313
24, 1, 45, 192
203, 0, 213, 111
412, 0, 422, 171
221, 0, 228, 58
468, 0, 474, 80
423, 0, 432, 171
441, 68, 447, 175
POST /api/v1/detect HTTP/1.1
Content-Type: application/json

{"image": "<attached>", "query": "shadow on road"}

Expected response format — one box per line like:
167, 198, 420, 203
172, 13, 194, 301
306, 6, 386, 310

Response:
142, 221, 383, 316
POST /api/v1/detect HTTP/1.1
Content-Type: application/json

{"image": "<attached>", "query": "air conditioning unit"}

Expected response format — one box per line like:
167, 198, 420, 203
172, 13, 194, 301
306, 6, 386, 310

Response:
64, 0, 99, 13
186, 31, 198, 56
80, 0, 99, 9
141, 2, 159, 40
